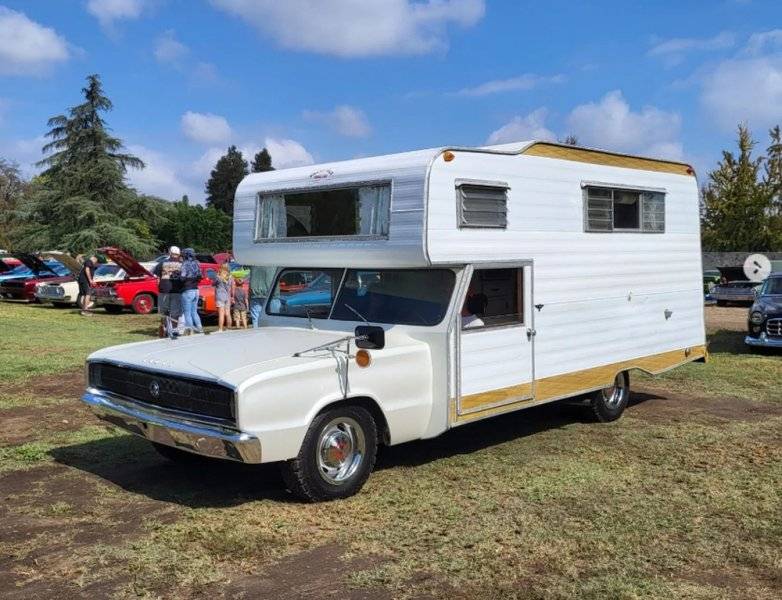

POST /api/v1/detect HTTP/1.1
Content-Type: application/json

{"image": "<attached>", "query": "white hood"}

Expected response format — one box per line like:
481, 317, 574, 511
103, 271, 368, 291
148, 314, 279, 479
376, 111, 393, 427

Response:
88, 327, 353, 384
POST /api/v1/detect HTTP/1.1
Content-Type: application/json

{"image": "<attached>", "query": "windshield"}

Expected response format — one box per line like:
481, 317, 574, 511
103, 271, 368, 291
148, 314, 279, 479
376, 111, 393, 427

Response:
94, 264, 122, 278
267, 268, 455, 326
761, 277, 782, 295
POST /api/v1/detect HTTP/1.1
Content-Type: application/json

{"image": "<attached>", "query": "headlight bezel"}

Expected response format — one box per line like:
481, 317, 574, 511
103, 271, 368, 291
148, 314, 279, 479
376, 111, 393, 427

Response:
750, 311, 764, 324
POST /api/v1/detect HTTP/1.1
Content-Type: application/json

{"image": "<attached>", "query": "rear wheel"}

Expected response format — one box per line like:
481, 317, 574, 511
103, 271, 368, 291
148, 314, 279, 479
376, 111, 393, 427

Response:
589, 372, 630, 422
280, 405, 377, 502
132, 293, 155, 314
104, 305, 123, 314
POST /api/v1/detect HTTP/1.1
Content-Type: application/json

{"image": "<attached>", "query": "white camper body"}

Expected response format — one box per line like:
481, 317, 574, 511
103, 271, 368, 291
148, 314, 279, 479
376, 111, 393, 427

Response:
233, 141, 707, 427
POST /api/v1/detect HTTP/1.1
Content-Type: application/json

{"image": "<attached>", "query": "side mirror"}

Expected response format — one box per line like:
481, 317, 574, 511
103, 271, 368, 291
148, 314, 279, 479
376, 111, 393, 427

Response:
355, 325, 385, 350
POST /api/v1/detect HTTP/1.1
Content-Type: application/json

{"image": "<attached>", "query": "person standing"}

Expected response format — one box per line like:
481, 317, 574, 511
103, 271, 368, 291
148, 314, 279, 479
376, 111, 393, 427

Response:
214, 263, 234, 332
248, 265, 276, 328
153, 246, 183, 338
78, 254, 98, 316
180, 248, 204, 335
232, 277, 249, 329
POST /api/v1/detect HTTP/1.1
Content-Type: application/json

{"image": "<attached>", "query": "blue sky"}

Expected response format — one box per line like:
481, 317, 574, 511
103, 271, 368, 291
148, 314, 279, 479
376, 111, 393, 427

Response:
1, 1, 780, 203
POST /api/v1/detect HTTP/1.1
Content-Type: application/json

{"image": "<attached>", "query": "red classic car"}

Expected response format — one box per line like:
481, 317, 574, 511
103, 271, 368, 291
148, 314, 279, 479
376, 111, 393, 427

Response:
92, 247, 219, 314
0, 254, 75, 302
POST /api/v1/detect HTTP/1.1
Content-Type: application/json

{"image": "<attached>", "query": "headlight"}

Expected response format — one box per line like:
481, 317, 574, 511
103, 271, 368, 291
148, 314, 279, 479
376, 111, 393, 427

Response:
750, 311, 764, 324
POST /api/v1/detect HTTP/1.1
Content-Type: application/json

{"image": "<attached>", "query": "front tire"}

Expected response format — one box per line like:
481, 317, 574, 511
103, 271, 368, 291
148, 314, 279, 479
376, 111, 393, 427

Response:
280, 405, 377, 502
589, 372, 630, 422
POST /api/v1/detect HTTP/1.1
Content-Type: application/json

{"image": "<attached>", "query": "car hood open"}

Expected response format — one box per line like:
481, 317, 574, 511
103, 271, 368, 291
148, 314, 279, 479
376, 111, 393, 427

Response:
40, 252, 81, 275
16, 253, 59, 276
99, 247, 152, 278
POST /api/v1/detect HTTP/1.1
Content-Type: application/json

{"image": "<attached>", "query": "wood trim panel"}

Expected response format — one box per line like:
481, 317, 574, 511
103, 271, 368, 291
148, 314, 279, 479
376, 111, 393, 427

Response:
522, 142, 695, 177
452, 344, 707, 424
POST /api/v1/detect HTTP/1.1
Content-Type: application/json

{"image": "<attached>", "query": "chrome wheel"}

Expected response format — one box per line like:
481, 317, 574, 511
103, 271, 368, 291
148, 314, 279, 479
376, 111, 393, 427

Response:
600, 374, 628, 409
316, 417, 366, 485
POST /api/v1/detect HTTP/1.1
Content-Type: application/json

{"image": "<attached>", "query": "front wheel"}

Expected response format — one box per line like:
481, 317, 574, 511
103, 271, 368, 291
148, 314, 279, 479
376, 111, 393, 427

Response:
280, 405, 377, 502
132, 293, 155, 314
589, 371, 630, 422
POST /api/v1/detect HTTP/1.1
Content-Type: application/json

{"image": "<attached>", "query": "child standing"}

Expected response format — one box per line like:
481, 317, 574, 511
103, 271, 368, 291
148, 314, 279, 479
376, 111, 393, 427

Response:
214, 264, 233, 332
232, 278, 249, 329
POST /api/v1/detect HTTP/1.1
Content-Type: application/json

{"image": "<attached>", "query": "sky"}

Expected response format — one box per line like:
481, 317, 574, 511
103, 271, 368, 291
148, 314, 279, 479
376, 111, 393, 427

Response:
0, 0, 780, 203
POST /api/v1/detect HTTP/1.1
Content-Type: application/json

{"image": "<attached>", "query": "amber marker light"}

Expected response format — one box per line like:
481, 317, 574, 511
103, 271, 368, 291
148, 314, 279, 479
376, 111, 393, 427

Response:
443, 151, 455, 162
355, 349, 372, 368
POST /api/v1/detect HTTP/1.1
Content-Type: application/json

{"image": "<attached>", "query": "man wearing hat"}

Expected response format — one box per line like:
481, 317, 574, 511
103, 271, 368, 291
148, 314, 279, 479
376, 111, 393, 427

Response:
153, 246, 184, 338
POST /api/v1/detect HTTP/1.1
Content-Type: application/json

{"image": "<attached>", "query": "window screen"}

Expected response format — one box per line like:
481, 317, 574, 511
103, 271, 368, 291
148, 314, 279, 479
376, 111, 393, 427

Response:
457, 183, 508, 229
585, 186, 665, 233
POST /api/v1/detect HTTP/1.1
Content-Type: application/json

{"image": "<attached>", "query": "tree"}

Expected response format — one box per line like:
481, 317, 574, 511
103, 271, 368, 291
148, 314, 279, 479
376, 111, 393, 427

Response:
700, 125, 780, 251
205, 145, 248, 215
0, 159, 28, 249
251, 148, 274, 173
155, 201, 232, 253
12, 74, 156, 256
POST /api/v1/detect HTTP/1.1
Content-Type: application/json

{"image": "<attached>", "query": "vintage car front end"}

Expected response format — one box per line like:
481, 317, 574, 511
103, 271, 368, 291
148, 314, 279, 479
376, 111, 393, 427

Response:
745, 275, 782, 349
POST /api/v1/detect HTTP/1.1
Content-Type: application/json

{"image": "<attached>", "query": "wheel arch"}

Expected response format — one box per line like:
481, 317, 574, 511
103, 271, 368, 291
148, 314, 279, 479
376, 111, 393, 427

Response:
314, 396, 390, 446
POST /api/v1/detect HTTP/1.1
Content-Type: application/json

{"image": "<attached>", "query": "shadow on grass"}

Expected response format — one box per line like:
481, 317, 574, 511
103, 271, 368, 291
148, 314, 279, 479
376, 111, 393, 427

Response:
51, 391, 664, 506
708, 329, 754, 355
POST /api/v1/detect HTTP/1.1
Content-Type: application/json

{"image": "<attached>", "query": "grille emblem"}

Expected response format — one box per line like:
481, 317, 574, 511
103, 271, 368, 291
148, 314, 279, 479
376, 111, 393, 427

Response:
149, 380, 161, 398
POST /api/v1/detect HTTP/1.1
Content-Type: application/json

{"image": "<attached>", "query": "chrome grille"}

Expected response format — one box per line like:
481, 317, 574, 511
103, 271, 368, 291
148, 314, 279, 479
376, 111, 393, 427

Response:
767, 318, 782, 337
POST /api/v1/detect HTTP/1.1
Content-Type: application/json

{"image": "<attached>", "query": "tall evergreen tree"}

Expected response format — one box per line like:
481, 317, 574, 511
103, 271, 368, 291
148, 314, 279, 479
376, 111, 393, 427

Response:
700, 125, 778, 251
251, 148, 275, 172
0, 158, 27, 249
205, 145, 248, 215
12, 74, 156, 256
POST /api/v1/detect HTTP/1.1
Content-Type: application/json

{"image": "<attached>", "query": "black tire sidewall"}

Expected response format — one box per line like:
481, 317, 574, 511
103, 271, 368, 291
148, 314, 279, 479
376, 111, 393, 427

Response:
590, 372, 630, 422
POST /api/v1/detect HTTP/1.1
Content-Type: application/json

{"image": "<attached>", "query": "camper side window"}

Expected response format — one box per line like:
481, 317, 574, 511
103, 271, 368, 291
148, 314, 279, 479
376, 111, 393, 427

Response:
462, 268, 523, 330
457, 182, 509, 229
584, 186, 665, 233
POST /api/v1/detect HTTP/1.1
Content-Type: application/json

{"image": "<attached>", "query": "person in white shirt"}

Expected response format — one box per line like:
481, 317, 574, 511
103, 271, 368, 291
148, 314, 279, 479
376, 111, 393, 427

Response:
461, 292, 486, 329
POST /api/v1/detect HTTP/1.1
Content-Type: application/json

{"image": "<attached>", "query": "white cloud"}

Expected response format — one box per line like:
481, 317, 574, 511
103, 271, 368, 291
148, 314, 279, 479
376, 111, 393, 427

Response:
0, 7, 70, 76
210, 0, 485, 57
4, 135, 47, 176
154, 30, 188, 64
700, 30, 782, 132
126, 145, 201, 202
263, 137, 314, 168
302, 105, 371, 138
567, 90, 683, 160
486, 108, 557, 145
86, 0, 147, 29
456, 74, 565, 97
648, 31, 735, 66
181, 111, 233, 145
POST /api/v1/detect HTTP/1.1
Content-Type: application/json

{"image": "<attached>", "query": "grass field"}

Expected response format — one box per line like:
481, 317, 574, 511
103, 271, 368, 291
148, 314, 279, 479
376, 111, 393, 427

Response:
0, 302, 780, 599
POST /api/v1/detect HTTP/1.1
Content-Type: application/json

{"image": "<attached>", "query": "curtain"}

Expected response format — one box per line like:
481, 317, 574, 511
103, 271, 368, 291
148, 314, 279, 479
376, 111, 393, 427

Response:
257, 194, 287, 239
357, 185, 390, 236
641, 192, 665, 232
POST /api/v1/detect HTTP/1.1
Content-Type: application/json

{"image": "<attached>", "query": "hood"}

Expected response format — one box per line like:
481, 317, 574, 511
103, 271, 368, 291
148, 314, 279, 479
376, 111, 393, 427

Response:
40, 251, 81, 274
88, 327, 354, 383
16, 253, 59, 276
99, 247, 152, 278
756, 297, 782, 314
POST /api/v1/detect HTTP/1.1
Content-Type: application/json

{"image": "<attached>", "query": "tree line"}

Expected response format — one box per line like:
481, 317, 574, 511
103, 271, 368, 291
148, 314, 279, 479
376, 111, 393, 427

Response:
1, 74, 780, 259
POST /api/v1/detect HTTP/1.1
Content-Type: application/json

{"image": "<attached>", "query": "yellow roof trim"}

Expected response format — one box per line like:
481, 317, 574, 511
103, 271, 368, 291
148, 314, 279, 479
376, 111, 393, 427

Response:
522, 142, 695, 177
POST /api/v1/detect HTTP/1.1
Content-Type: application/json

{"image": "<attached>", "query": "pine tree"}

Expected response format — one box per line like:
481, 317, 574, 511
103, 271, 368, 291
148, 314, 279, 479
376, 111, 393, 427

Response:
701, 125, 777, 251
251, 148, 274, 173
12, 74, 156, 256
205, 145, 248, 215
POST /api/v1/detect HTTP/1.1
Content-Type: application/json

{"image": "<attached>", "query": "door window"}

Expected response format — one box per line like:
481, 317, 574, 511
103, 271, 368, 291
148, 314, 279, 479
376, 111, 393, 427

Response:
461, 267, 524, 330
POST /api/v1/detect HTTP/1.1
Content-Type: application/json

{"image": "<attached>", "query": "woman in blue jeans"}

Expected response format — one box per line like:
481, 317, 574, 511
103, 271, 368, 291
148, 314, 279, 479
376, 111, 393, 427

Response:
180, 248, 204, 334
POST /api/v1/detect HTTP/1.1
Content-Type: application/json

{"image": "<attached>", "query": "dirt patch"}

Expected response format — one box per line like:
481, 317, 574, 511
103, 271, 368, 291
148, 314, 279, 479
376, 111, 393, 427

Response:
628, 386, 782, 424
0, 403, 94, 446
202, 544, 392, 600
0, 464, 180, 599
2, 369, 85, 400
704, 305, 749, 333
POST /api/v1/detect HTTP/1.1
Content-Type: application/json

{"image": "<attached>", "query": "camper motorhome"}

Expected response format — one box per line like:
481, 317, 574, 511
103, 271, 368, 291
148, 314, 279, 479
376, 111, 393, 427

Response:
82, 141, 707, 501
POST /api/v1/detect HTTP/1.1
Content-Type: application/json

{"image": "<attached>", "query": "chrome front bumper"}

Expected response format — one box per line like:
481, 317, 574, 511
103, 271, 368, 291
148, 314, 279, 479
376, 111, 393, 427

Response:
745, 335, 782, 348
82, 389, 262, 463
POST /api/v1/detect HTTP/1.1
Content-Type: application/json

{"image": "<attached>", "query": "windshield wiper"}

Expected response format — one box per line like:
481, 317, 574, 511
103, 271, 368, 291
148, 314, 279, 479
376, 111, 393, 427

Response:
344, 303, 370, 324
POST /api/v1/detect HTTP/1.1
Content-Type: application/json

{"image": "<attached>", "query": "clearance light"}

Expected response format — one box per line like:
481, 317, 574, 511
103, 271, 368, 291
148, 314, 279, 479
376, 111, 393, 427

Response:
443, 151, 455, 162
355, 349, 372, 368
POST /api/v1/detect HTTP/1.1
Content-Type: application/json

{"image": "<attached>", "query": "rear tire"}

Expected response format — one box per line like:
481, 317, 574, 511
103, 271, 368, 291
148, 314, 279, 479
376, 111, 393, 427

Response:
280, 405, 377, 502
589, 372, 630, 422
104, 305, 123, 314
132, 293, 155, 314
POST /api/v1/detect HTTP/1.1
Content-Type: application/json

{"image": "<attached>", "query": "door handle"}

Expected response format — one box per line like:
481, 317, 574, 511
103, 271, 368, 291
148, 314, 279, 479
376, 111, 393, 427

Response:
526, 328, 536, 340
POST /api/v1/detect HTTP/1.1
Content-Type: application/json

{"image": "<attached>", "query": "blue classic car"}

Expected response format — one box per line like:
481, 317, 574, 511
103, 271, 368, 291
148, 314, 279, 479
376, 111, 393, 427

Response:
746, 273, 782, 350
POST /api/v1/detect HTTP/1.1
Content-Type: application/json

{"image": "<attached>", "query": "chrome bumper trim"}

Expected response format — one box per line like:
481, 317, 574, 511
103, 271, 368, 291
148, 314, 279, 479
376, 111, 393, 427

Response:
81, 389, 262, 463
745, 335, 782, 348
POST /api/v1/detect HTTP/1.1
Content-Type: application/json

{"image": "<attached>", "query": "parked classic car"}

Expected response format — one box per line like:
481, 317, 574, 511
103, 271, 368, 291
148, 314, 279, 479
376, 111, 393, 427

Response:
0, 254, 74, 302
745, 273, 782, 350
0, 256, 22, 271
710, 280, 761, 306
36, 260, 125, 306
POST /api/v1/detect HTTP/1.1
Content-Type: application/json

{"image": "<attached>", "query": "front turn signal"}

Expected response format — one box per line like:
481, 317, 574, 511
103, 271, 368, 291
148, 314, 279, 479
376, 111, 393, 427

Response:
355, 349, 372, 368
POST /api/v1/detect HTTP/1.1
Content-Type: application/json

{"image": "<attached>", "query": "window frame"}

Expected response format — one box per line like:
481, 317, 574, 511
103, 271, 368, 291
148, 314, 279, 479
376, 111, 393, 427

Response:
582, 182, 666, 233
455, 179, 510, 230
253, 180, 393, 244
460, 265, 526, 333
